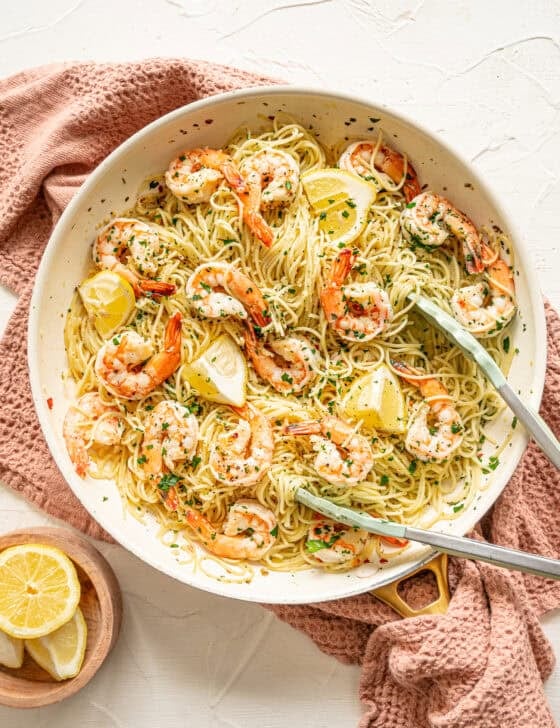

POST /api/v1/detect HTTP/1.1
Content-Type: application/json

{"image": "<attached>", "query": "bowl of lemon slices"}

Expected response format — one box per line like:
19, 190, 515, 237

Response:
0, 527, 122, 708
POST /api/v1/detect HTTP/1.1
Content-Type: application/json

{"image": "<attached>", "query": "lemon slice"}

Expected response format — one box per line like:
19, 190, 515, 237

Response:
25, 607, 87, 681
79, 270, 136, 337
344, 364, 407, 434
0, 544, 81, 639
0, 630, 24, 669
302, 168, 376, 246
183, 334, 247, 406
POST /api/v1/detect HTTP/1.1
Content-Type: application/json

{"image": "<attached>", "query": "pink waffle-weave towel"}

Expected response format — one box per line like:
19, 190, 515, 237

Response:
0, 60, 559, 728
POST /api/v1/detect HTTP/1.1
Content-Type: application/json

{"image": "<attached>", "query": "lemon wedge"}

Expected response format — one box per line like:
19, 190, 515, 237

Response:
0, 630, 24, 669
0, 544, 81, 639
79, 270, 136, 337
25, 607, 87, 681
302, 168, 376, 246
183, 334, 247, 406
344, 364, 407, 434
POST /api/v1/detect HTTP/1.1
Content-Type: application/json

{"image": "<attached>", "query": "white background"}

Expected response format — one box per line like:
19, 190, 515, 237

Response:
1, 1, 560, 726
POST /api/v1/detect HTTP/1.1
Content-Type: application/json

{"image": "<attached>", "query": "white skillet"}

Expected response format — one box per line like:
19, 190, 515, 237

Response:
28, 87, 546, 604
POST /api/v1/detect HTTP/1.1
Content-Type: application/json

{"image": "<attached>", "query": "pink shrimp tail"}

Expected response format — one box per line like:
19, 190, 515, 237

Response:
67, 440, 89, 479
390, 359, 419, 384
231, 404, 250, 419
161, 312, 183, 375
285, 421, 322, 436
243, 324, 260, 358
145, 312, 182, 384
330, 248, 355, 285
165, 312, 182, 347
160, 484, 179, 512
376, 144, 421, 203
480, 241, 499, 268
246, 298, 272, 328
244, 210, 274, 248
222, 160, 249, 194
137, 279, 177, 298
185, 507, 216, 540
464, 246, 485, 275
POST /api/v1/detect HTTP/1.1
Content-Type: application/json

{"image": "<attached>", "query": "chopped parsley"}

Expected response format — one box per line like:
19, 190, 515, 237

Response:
158, 473, 181, 491
305, 533, 342, 553
483, 456, 500, 474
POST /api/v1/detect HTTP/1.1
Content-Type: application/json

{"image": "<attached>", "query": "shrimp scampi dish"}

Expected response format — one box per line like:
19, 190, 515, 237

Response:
63, 117, 517, 582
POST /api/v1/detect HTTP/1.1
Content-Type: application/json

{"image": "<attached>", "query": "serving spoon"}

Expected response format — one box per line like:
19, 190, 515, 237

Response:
294, 296, 560, 579
296, 488, 560, 580
411, 294, 560, 469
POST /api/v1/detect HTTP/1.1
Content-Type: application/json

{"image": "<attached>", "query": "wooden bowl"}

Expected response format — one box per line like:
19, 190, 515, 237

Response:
0, 527, 122, 708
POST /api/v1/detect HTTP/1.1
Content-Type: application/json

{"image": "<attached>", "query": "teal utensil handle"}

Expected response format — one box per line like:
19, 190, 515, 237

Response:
296, 488, 406, 538
498, 382, 560, 468
411, 295, 560, 470
406, 525, 560, 580
296, 489, 560, 580
411, 294, 506, 388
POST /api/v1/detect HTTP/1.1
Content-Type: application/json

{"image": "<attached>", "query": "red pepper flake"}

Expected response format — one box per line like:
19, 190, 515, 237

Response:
379, 558, 388, 564
205, 119, 214, 125
46, 397, 54, 410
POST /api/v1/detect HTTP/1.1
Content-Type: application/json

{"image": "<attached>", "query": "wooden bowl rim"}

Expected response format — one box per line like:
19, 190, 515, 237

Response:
0, 526, 122, 709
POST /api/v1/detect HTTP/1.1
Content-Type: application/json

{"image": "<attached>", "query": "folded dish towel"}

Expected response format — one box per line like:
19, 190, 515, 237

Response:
1, 60, 559, 728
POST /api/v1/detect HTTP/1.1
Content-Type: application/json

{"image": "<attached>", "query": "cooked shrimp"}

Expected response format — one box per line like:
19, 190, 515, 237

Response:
286, 415, 374, 485
186, 262, 271, 327
210, 404, 274, 486
306, 520, 369, 565
185, 499, 277, 561
95, 312, 182, 400
320, 248, 392, 342
237, 150, 300, 247
63, 392, 124, 477
392, 361, 464, 461
141, 400, 199, 475
451, 243, 516, 337
165, 147, 246, 204
339, 140, 421, 203
400, 191, 492, 275
93, 218, 176, 298
244, 324, 318, 394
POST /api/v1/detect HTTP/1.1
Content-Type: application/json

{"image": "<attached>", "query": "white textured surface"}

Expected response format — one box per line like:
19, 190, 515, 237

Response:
1, 1, 560, 725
